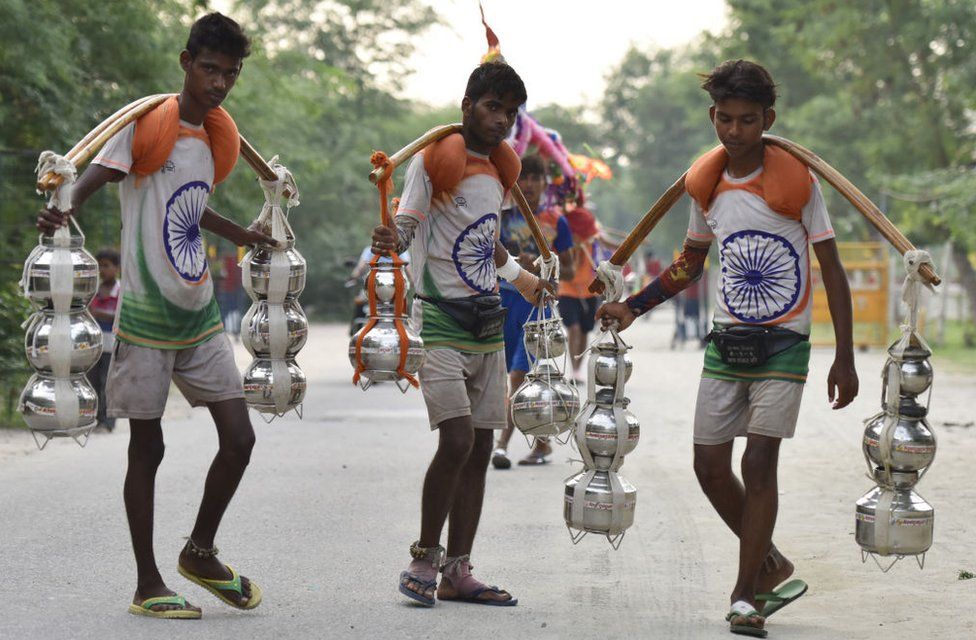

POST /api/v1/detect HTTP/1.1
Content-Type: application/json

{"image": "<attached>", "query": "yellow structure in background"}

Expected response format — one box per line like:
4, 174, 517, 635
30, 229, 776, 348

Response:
811, 242, 888, 347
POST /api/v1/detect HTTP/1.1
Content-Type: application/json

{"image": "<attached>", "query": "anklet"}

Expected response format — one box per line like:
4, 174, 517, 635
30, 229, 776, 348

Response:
409, 540, 445, 567
184, 537, 219, 559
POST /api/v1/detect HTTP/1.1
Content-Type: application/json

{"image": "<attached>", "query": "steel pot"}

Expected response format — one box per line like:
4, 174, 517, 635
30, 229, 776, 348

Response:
855, 485, 934, 557
241, 300, 308, 358
347, 318, 425, 382
243, 358, 307, 413
580, 397, 639, 470
523, 317, 567, 360
19, 373, 98, 432
22, 238, 98, 308
564, 470, 637, 535
883, 344, 933, 398
367, 262, 409, 305
591, 342, 633, 387
245, 242, 306, 300
511, 363, 580, 437
862, 401, 935, 474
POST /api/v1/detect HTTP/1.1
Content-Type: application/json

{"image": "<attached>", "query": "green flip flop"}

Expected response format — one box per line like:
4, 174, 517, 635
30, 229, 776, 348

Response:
757, 578, 808, 617
128, 594, 201, 619
178, 563, 262, 610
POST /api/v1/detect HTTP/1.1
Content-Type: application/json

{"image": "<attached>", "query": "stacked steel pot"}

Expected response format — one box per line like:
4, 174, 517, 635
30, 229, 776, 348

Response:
19, 156, 101, 447
347, 257, 425, 392
241, 168, 308, 418
855, 336, 936, 570
564, 328, 638, 548
510, 299, 580, 438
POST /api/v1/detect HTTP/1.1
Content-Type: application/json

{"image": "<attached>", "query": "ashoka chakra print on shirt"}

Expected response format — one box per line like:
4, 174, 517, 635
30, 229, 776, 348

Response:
453, 213, 498, 293
720, 229, 801, 323
163, 180, 210, 282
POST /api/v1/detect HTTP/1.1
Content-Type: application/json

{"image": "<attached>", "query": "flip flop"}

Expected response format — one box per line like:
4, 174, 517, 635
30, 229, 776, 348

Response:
399, 571, 437, 607
757, 578, 808, 617
127, 594, 201, 620
726, 601, 767, 638
439, 585, 518, 607
177, 563, 262, 610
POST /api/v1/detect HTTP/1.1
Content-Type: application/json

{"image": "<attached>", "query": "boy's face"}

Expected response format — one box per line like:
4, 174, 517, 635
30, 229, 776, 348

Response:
98, 259, 118, 283
180, 47, 243, 109
461, 91, 521, 152
517, 172, 546, 210
709, 98, 775, 160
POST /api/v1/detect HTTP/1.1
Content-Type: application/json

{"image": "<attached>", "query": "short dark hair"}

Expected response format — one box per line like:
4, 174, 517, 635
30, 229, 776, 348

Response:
186, 12, 251, 60
700, 59, 777, 109
519, 155, 546, 179
96, 248, 120, 265
465, 62, 527, 106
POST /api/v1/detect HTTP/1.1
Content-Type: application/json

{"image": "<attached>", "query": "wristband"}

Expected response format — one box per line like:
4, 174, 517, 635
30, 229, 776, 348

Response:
496, 252, 523, 281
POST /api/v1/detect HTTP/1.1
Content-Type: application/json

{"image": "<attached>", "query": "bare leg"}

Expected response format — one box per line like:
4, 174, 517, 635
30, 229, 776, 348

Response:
401, 416, 475, 601
439, 428, 513, 603
124, 418, 200, 614
177, 398, 256, 606
445, 429, 494, 555
694, 439, 793, 596
733, 435, 782, 606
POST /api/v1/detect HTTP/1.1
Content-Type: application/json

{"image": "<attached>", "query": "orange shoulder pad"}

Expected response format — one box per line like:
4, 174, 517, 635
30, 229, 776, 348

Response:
423, 133, 467, 195
204, 106, 240, 186
685, 145, 727, 211
762, 146, 812, 219
489, 141, 520, 190
131, 95, 180, 177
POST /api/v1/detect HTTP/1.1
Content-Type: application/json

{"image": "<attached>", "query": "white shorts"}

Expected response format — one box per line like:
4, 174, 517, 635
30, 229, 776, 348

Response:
693, 377, 804, 445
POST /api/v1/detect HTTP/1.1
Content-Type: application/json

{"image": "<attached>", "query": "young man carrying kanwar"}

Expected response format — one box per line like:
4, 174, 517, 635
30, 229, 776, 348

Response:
493, 154, 575, 468
37, 13, 271, 619
371, 62, 550, 608
596, 59, 859, 637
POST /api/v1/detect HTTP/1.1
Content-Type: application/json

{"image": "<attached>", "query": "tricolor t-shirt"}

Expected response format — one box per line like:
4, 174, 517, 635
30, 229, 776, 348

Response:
687, 166, 835, 382
94, 121, 223, 349
396, 151, 508, 353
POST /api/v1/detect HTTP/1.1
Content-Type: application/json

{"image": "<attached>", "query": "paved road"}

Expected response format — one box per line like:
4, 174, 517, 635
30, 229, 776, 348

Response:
1, 315, 974, 639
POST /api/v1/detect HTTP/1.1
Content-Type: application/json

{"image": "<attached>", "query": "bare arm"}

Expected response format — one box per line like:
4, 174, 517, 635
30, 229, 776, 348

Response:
813, 238, 858, 409
36, 164, 124, 233
558, 247, 575, 281
200, 207, 275, 247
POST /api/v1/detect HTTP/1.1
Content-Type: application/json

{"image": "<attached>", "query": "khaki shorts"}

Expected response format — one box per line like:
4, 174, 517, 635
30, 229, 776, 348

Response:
106, 333, 244, 420
693, 377, 804, 445
419, 348, 507, 430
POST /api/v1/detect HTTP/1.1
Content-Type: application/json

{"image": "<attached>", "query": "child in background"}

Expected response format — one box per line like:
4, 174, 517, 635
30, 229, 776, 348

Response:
90, 248, 121, 433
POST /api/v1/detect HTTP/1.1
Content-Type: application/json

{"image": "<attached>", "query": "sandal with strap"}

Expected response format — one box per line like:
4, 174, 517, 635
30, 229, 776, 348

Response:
177, 539, 262, 610
438, 555, 517, 606
726, 600, 767, 638
128, 594, 201, 620
399, 541, 444, 607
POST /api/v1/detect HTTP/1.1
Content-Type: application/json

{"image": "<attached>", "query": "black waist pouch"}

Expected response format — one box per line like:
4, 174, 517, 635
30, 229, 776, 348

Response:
417, 294, 508, 340
706, 325, 808, 367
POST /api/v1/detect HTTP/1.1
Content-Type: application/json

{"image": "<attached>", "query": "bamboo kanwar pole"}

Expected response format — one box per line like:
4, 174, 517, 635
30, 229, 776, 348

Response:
588, 174, 687, 294
510, 183, 554, 261
239, 134, 298, 200
763, 134, 940, 285
36, 94, 173, 191
369, 123, 463, 185
65, 95, 158, 162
